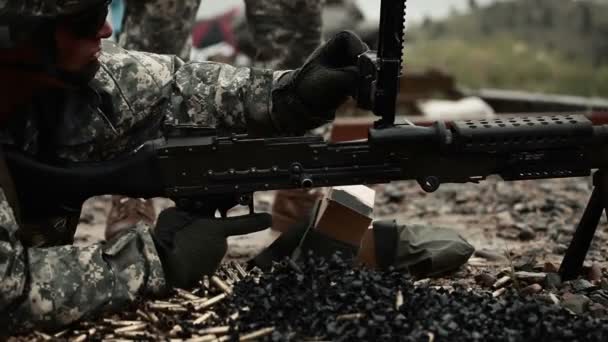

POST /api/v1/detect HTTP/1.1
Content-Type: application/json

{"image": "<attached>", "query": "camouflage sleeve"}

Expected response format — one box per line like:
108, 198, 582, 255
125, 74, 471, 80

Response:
163, 57, 287, 136
244, 0, 324, 69
96, 41, 286, 143
118, 0, 200, 59
0, 189, 166, 332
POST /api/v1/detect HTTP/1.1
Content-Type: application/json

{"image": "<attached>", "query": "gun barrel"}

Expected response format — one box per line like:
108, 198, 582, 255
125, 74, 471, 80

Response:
370, 114, 604, 152
368, 114, 608, 184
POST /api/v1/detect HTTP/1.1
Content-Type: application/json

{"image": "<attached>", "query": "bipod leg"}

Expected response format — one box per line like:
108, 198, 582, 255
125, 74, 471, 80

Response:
559, 170, 608, 280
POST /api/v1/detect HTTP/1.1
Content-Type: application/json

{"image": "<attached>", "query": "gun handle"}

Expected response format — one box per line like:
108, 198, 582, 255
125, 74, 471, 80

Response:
356, 50, 379, 111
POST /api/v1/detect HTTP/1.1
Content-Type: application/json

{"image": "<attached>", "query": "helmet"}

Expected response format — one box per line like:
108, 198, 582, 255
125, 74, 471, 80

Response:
0, 0, 109, 48
0, 0, 109, 19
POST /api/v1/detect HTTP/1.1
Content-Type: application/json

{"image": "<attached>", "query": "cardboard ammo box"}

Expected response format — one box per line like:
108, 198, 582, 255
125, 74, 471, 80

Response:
313, 185, 375, 247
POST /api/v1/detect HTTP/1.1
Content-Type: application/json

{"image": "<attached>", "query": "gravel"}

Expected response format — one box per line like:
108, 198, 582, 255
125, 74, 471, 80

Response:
9, 177, 608, 340
12, 255, 608, 341
213, 255, 608, 341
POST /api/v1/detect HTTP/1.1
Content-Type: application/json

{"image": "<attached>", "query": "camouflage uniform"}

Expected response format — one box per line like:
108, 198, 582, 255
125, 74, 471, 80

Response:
244, 0, 325, 69
118, 0, 200, 59
118, 0, 324, 68
0, 41, 286, 331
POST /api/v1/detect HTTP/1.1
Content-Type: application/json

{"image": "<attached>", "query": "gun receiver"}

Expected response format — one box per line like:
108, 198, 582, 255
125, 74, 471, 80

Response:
7, 114, 608, 219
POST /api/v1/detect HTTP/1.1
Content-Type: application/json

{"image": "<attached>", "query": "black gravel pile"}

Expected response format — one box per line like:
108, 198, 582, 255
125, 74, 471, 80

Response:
210, 254, 608, 341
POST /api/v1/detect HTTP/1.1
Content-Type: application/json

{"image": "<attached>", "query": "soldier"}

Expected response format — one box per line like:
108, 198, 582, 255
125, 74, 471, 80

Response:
116, 0, 325, 64
0, 0, 366, 331
107, 0, 326, 240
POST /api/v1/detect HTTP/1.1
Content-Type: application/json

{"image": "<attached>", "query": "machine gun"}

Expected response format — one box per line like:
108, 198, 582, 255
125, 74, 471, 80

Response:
4, 0, 608, 280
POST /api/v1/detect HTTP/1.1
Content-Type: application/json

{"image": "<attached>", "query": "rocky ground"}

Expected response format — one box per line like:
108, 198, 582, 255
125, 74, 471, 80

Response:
9, 175, 608, 341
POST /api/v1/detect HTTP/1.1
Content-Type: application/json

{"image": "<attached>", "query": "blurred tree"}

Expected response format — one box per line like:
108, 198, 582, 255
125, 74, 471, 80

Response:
542, 6, 553, 29
422, 16, 433, 30
580, 3, 593, 35
468, 0, 478, 11
591, 27, 608, 67
430, 22, 447, 39
504, 3, 516, 29
407, 0, 608, 96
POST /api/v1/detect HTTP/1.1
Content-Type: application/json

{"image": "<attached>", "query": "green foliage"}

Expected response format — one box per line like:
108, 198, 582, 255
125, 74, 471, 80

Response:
407, 0, 608, 96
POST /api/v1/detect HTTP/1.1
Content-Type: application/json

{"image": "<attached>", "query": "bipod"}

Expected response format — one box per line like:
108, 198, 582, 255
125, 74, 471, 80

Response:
559, 169, 608, 280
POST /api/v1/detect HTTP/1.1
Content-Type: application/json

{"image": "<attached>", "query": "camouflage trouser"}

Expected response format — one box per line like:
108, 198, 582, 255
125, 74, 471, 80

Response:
118, 0, 325, 68
118, 0, 200, 59
244, 0, 325, 69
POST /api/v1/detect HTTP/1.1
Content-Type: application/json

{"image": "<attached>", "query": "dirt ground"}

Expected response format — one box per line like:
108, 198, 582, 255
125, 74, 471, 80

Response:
74, 176, 601, 267
76, 175, 608, 295
374, 176, 607, 284
11, 175, 608, 340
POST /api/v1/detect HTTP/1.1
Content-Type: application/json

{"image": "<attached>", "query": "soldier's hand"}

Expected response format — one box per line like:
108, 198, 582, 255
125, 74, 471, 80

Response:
152, 208, 271, 289
272, 31, 369, 134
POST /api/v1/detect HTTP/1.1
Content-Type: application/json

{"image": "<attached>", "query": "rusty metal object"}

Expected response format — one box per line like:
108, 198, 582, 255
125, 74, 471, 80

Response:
356, 228, 377, 268
398, 69, 464, 104
472, 88, 608, 114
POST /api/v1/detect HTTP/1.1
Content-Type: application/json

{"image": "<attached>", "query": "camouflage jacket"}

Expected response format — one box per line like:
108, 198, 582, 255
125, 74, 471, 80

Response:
0, 40, 286, 332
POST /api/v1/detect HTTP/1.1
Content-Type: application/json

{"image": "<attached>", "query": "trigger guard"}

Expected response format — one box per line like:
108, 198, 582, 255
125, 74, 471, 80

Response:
174, 194, 253, 218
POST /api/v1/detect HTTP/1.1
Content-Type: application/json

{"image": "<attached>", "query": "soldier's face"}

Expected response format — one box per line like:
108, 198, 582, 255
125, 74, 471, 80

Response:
54, 17, 113, 81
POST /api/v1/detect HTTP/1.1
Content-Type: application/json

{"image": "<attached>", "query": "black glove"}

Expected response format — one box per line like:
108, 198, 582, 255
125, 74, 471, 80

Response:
153, 208, 272, 289
272, 31, 369, 134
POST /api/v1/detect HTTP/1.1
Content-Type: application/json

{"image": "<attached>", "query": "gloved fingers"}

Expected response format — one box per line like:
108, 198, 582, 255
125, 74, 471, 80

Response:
154, 207, 196, 246
320, 31, 369, 68
156, 207, 195, 228
158, 207, 193, 223
326, 65, 360, 97
299, 65, 359, 108
219, 213, 273, 237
